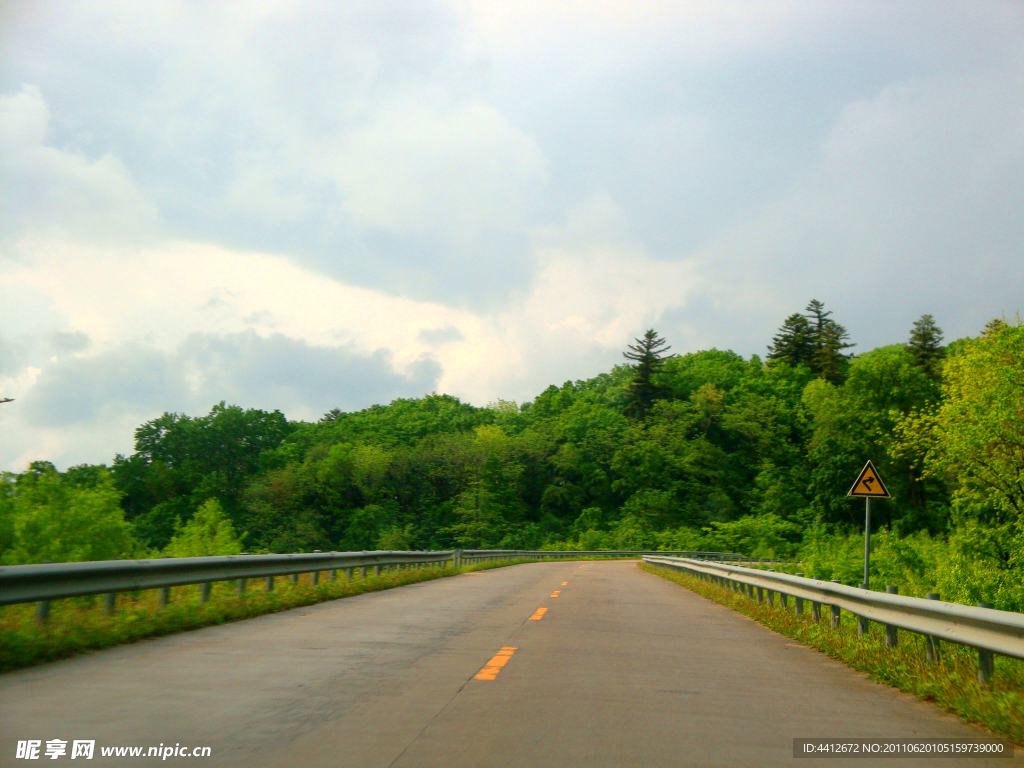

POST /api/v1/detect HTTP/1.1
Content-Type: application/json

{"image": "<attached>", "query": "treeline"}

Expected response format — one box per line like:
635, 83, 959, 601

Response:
1, 304, 1021, 606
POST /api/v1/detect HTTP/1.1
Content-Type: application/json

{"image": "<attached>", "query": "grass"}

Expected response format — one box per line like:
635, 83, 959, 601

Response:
639, 561, 1024, 745
0, 558, 540, 674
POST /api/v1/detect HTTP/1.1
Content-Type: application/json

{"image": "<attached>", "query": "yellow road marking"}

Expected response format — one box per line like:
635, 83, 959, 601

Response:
475, 646, 518, 680
550, 590, 561, 597
529, 607, 547, 620
561, 581, 568, 586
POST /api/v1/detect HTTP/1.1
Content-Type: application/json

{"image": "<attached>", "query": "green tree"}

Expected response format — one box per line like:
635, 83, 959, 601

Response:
766, 313, 814, 369
0, 463, 136, 565
907, 314, 944, 380
622, 329, 674, 421
928, 322, 1024, 527
114, 402, 293, 545
805, 299, 854, 383
889, 321, 1024, 599
164, 498, 243, 557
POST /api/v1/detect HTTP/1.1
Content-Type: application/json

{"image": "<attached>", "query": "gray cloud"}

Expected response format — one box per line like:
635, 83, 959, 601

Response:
1, 0, 1022, 468
175, 330, 441, 419
0, 334, 29, 378
19, 330, 441, 432
21, 342, 182, 428
418, 325, 465, 346
49, 330, 91, 354
4, 2, 1021, 317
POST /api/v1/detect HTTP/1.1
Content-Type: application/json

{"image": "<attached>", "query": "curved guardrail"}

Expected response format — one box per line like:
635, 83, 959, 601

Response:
0, 550, 459, 606
644, 555, 1024, 683
0, 550, 744, 619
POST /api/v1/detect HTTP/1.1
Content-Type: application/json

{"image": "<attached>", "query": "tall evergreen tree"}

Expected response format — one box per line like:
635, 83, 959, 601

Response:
622, 329, 674, 421
804, 299, 854, 383
907, 314, 944, 380
767, 300, 853, 382
766, 313, 814, 369
813, 319, 854, 384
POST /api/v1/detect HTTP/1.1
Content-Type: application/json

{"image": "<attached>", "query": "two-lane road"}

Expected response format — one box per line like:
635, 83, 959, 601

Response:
1, 561, 1017, 767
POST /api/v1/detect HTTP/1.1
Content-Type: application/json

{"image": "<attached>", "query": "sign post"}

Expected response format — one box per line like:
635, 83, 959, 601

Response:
847, 460, 890, 589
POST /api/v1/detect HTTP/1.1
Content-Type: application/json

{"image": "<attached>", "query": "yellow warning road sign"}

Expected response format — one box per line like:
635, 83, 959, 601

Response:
847, 460, 890, 498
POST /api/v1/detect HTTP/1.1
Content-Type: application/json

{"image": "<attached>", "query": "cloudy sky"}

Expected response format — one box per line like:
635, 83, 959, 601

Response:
1, 1, 1022, 471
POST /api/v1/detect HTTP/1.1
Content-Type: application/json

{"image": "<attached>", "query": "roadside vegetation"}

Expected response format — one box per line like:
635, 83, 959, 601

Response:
641, 562, 1024, 745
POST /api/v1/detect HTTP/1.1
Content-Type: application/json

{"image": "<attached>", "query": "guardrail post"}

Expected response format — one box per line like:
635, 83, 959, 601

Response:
201, 583, 212, 602
811, 599, 821, 623
237, 578, 247, 597
331, 569, 338, 582
858, 583, 870, 637
977, 603, 994, 685
794, 574, 803, 615
925, 593, 940, 663
830, 581, 842, 628
36, 560, 55, 621
290, 573, 299, 584
160, 587, 171, 606
374, 564, 381, 576
756, 586, 763, 603
266, 576, 274, 592
885, 586, 898, 648
361, 566, 369, 578
312, 571, 320, 586
105, 592, 117, 615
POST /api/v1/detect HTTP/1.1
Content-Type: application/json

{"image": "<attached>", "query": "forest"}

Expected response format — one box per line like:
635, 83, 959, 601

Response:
1, 303, 1022, 609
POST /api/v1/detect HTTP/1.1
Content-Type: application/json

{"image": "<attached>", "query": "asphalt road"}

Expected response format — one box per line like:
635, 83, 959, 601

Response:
1, 561, 1019, 767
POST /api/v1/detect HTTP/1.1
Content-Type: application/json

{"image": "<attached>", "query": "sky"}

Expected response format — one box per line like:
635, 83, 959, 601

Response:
1, 0, 1022, 471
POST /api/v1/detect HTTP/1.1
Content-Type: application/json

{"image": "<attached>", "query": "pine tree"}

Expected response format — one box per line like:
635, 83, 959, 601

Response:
814, 319, 854, 384
805, 299, 854, 383
766, 300, 853, 383
983, 318, 1007, 337
907, 314, 944, 380
622, 329, 674, 421
766, 313, 814, 369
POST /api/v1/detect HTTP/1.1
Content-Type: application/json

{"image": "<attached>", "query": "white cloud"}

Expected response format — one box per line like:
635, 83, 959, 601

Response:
0, 85, 160, 244
690, 59, 1024, 352
333, 103, 548, 240
1, 0, 1023, 471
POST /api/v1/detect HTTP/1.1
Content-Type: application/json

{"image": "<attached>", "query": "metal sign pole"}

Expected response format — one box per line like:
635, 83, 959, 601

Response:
863, 497, 871, 589
849, 460, 888, 589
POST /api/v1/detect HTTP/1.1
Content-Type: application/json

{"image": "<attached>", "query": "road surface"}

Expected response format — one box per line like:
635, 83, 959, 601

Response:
2, 561, 1018, 767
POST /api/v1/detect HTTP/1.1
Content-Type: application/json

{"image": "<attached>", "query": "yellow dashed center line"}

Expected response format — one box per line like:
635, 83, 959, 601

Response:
529, 607, 548, 620
474, 646, 517, 680
561, 581, 568, 586
550, 590, 561, 597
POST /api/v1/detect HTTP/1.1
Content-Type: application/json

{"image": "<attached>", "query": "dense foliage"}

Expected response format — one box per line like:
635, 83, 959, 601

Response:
1, 307, 1021, 607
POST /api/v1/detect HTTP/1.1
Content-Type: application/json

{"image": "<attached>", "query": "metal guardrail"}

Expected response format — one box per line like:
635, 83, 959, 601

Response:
0, 549, 743, 620
0, 550, 459, 607
644, 555, 1024, 684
